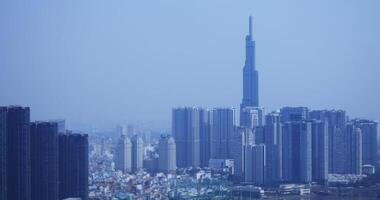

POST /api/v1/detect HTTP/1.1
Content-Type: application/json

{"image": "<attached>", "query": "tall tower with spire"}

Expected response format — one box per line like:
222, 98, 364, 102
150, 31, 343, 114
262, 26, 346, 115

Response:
241, 16, 259, 109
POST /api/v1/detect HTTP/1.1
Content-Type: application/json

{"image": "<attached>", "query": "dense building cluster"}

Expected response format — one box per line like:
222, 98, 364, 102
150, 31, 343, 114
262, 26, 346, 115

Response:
0, 106, 88, 200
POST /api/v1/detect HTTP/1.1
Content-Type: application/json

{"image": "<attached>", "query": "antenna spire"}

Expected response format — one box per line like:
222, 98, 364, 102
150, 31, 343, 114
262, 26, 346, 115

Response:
249, 16, 253, 37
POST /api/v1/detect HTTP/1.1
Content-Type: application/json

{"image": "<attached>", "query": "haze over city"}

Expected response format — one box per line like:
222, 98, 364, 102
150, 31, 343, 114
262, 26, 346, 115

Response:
1, 0, 380, 131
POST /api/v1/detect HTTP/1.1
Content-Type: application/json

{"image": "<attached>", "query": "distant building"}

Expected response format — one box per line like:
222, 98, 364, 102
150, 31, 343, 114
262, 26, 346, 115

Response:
199, 110, 211, 167
6, 106, 31, 200
114, 135, 132, 173
346, 125, 362, 174
310, 110, 346, 174
352, 119, 378, 166
210, 108, 236, 159
229, 127, 254, 178
240, 107, 264, 128
158, 135, 176, 173
244, 144, 266, 185
31, 121, 59, 200
172, 107, 203, 168
59, 133, 88, 200
240, 16, 259, 109
131, 135, 144, 172
282, 121, 312, 183
280, 107, 309, 122
311, 120, 328, 183
264, 112, 282, 185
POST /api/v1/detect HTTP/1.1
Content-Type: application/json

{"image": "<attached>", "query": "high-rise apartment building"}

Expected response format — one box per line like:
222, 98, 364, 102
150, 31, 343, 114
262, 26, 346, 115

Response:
282, 121, 312, 183
6, 106, 31, 200
114, 135, 132, 173
264, 112, 282, 185
210, 108, 236, 159
229, 127, 254, 178
172, 107, 203, 168
58, 133, 88, 200
244, 144, 266, 185
352, 119, 378, 166
311, 120, 328, 183
30, 121, 59, 200
280, 107, 309, 123
132, 135, 144, 172
310, 109, 346, 174
158, 135, 177, 173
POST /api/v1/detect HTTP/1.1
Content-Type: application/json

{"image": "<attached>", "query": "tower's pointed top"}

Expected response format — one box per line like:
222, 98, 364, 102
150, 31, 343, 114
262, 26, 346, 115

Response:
249, 16, 253, 37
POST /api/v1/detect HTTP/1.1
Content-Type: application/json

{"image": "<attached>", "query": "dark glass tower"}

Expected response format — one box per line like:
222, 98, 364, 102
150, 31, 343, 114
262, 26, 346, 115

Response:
58, 133, 89, 200
241, 16, 259, 109
6, 106, 31, 200
31, 121, 59, 200
0, 107, 7, 200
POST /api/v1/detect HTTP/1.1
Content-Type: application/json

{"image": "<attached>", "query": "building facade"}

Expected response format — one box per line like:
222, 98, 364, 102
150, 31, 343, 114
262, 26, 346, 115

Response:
311, 120, 328, 183
6, 106, 31, 200
241, 16, 259, 109
158, 135, 177, 173
58, 133, 88, 200
30, 121, 59, 200
282, 121, 312, 183
114, 135, 132, 173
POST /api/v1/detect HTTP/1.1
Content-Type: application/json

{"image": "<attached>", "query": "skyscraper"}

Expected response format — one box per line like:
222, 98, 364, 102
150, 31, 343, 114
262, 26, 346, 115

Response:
241, 16, 259, 109
244, 144, 266, 185
58, 133, 88, 200
0, 107, 7, 200
172, 107, 203, 168
210, 108, 236, 159
352, 119, 378, 166
6, 106, 31, 200
264, 112, 282, 185
132, 135, 144, 172
346, 124, 362, 174
309, 109, 346, 174
199, 109, 211, 167
158, 135, 177, 173
114, 135, 132, 173
311, 120, 328, 183
30, 121, 59, 200
229, 127, 254, 179
282, 121, 312, 183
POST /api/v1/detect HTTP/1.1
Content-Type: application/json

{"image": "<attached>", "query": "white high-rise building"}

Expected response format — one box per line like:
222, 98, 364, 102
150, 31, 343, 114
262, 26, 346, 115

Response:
114, 135, 132, 173
159, 135, 177, 173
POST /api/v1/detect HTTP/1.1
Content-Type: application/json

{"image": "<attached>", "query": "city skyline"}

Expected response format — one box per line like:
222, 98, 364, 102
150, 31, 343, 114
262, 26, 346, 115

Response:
1, 1, 380, 131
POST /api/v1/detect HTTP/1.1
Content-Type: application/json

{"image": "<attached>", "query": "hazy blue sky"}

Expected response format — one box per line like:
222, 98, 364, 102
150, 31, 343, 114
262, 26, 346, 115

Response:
1, 0, 379, 131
